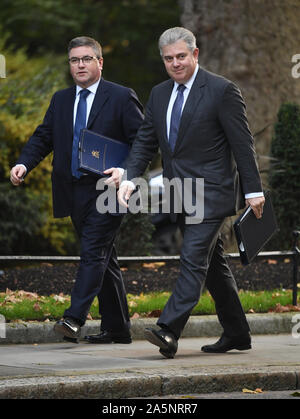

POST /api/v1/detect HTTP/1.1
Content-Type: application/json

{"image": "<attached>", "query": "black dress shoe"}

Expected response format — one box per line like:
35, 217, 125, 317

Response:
201, 333, 251, 353
84, 330, 132, 344
54, 317, 81, 341
144, 328, 178, 359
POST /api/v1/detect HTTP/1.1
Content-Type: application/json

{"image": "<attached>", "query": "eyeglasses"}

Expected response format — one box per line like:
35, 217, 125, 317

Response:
68, 56, 100, 65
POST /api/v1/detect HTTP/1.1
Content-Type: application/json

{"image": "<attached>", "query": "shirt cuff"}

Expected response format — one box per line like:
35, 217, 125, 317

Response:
245, 192, 264, 199
120, 180, 135, 189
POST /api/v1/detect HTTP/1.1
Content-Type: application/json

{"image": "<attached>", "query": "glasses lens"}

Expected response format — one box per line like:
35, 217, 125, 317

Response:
69, 56, 95, 65
69, 57, 79, 65
82, 56, 93, 64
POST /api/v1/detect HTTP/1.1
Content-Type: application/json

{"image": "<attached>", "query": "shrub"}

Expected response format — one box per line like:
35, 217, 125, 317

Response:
0, 42, 78, 255
267, 103, 300, 250
116, 213, 155, 256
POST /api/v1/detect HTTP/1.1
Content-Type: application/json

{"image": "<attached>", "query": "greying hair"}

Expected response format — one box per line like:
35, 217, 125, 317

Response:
68, 36, 102, 58
158, 27, 197, 56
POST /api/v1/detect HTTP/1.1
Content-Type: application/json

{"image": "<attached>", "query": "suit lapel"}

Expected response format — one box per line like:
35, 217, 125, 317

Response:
174, 68, 206, 152
87, 78, 109, 128
158, 79, 174, 145
66, 85, 76, 137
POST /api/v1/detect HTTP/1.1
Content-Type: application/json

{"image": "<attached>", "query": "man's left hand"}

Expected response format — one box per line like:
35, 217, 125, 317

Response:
245, 196, 265, 219
103, 167, 123, 188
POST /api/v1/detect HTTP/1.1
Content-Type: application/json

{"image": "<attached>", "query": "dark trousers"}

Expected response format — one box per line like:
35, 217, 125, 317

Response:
158, 216, 250, 340
64, 177, 130, 332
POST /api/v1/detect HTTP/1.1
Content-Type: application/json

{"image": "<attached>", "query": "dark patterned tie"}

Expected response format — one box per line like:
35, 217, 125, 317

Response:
169, 84, 186, 152
71, 89, 90, 178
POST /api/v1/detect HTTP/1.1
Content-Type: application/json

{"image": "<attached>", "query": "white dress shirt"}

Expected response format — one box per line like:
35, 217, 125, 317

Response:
73, 79, 100, 126
166, 64, 199, 139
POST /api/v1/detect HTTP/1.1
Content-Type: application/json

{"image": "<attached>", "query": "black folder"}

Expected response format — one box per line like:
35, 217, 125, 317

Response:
78, 129, 129, 176
233, 191, 278, 265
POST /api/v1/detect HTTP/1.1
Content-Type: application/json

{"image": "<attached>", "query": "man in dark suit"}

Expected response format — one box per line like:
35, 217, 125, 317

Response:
10, 36, 143, 343
118, 27, 265, 358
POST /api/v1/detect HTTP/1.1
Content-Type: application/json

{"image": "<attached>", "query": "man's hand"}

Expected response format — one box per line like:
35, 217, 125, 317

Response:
245, 196, 265, 219
103, 167, 123, 188
117, 182, 135, 208
10, 165, 26, 186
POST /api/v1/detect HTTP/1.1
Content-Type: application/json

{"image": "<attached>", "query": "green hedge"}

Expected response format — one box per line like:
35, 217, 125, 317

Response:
267, 103, 300, 250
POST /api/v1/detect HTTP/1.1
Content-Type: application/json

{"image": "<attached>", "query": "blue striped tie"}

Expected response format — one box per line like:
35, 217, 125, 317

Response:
71, 89, 90, 178
169, 84, 186, 152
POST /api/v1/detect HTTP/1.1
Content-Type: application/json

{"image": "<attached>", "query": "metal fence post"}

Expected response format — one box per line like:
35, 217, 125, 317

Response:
292, 230, 300, 306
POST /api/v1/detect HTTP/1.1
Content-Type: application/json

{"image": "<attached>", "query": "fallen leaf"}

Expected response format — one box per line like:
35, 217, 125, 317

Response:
271, 303, 300, 313
33, 302, 41, 311
142, 262, 166, 269
131, 312, 140, 319
53, 294, 67, 303
267, 259, 277, 264
4, 295, 22, 304
147, 309, 162, 317
17, 290, 39, 300
242, 388, 263, 394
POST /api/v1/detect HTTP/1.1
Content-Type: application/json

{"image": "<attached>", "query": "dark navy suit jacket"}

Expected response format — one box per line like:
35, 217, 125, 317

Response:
17, 78, 144, 217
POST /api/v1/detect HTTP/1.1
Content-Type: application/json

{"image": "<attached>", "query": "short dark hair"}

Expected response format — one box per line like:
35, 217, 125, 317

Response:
68, 36, 102, 58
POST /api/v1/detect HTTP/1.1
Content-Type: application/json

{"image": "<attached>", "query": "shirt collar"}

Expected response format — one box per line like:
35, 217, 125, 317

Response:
173, 64, 199, 91
76, 78, 101, 96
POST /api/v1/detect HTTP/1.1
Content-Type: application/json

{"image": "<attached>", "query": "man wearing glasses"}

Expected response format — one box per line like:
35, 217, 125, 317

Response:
10, 36, 144, 344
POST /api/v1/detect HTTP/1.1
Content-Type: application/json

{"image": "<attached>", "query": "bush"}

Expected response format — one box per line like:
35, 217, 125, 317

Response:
267, 103, 300, 250
0, 42, 79, 255
0, 183, 46, 254
116, 213, 155, 256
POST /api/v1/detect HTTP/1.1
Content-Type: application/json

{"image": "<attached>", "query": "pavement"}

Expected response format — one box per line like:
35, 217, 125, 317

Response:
0, 313, 300, 399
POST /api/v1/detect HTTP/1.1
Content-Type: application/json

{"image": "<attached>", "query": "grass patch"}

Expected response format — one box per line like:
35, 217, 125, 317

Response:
0, 289, 298, 322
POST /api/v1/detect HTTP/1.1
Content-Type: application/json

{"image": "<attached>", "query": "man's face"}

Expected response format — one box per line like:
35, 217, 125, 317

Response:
69, 46, 103, 88
162, 40, 199, 84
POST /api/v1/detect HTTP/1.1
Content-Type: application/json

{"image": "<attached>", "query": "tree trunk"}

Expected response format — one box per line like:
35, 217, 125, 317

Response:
180, 0, 300, 179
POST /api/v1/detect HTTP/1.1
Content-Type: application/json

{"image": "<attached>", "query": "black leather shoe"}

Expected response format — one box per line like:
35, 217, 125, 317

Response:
201, 333, 251, 353
84, 330, 132, 344
54, 317, 81, 341
144, 328, 178, 359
